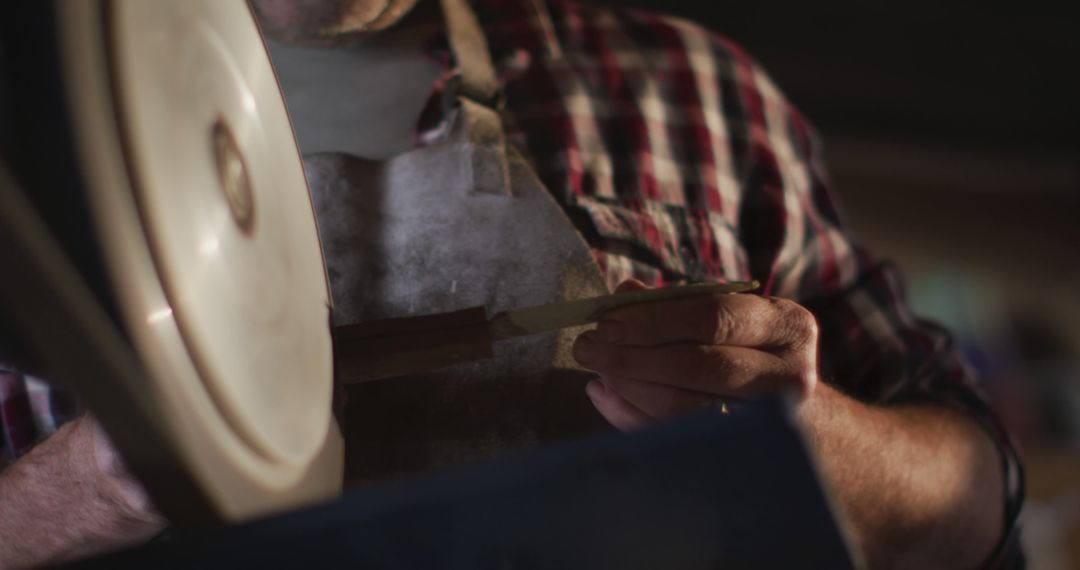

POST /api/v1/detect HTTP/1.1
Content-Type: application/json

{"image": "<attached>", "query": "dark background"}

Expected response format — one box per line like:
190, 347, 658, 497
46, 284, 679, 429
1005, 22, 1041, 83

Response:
601, 0, 1080, 152
589, 0, 1080, 298
591, 1, 1080, 566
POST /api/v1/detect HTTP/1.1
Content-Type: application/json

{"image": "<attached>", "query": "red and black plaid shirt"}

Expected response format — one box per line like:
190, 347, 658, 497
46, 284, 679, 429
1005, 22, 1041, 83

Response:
1, 0, 1020, 565
430, 0, 1023, 564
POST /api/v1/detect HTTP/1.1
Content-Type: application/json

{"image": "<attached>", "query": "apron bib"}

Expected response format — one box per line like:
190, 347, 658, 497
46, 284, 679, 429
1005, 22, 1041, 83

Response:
296, 0, 611, 481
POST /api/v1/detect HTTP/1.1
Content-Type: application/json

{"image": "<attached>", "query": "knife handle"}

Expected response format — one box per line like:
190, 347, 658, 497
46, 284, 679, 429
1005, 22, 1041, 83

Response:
335, 307, 493, 384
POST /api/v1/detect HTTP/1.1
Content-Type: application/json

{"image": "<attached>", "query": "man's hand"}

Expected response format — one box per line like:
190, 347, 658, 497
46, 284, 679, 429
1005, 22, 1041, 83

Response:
0, 415, 165, 568
572, 279, 1005, 570
573, 280, 819, 428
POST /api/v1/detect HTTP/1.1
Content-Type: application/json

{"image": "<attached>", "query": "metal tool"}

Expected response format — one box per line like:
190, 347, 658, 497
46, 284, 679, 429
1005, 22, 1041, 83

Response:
336, 280, 760, 383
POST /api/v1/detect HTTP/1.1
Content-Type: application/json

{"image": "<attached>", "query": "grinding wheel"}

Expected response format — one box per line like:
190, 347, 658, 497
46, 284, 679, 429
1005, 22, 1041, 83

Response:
2, 0, 344, 524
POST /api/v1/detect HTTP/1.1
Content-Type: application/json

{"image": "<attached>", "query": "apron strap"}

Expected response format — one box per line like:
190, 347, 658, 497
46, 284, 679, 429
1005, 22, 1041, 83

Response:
439, 0, 499, 104
439, 0, 511, 196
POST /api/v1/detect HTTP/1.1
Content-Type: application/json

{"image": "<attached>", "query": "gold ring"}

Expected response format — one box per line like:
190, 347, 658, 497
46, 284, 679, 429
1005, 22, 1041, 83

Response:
699, 397, 731, 415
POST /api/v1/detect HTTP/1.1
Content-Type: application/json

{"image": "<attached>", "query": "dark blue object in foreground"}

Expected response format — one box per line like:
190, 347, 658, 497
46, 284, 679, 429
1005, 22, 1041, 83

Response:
72, 399, 857, 569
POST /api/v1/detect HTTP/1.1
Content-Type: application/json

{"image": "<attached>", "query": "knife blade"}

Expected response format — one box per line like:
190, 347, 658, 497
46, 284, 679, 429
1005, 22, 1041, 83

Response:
336, 280, 760, 383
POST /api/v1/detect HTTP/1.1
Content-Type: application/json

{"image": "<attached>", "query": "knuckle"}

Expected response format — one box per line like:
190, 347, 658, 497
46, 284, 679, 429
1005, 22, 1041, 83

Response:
707, 298, 740, 343
772, 298, 818, 347
793, 308, 818, 343
771, 312, 820, 398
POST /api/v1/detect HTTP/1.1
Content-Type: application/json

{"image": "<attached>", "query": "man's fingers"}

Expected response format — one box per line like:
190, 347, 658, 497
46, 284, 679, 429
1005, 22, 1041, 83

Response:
585, 379, 652, 431
574, 332, 796, 397
596, 290, 816, 350
600, 374, 720, 420
584, 280, 820, 402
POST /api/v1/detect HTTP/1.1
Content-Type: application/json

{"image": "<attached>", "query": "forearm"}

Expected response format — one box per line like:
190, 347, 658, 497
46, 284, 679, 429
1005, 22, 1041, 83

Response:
0, 417, 163, 568
798, 383, 1004, 570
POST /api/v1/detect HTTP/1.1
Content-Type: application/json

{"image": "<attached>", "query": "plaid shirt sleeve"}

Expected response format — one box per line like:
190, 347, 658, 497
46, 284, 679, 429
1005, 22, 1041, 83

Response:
465, 0, 1023, 565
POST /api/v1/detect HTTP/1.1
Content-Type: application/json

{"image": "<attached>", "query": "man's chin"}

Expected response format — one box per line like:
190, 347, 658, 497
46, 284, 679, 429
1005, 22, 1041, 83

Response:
251, 0, 421, 45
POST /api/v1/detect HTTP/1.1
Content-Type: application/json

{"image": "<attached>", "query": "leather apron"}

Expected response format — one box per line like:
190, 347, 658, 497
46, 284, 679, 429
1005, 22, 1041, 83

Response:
286, 0, 611, 482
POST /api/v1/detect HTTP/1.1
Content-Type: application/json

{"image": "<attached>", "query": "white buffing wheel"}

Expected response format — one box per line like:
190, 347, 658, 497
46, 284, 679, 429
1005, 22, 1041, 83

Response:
54, 0, 343, 522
